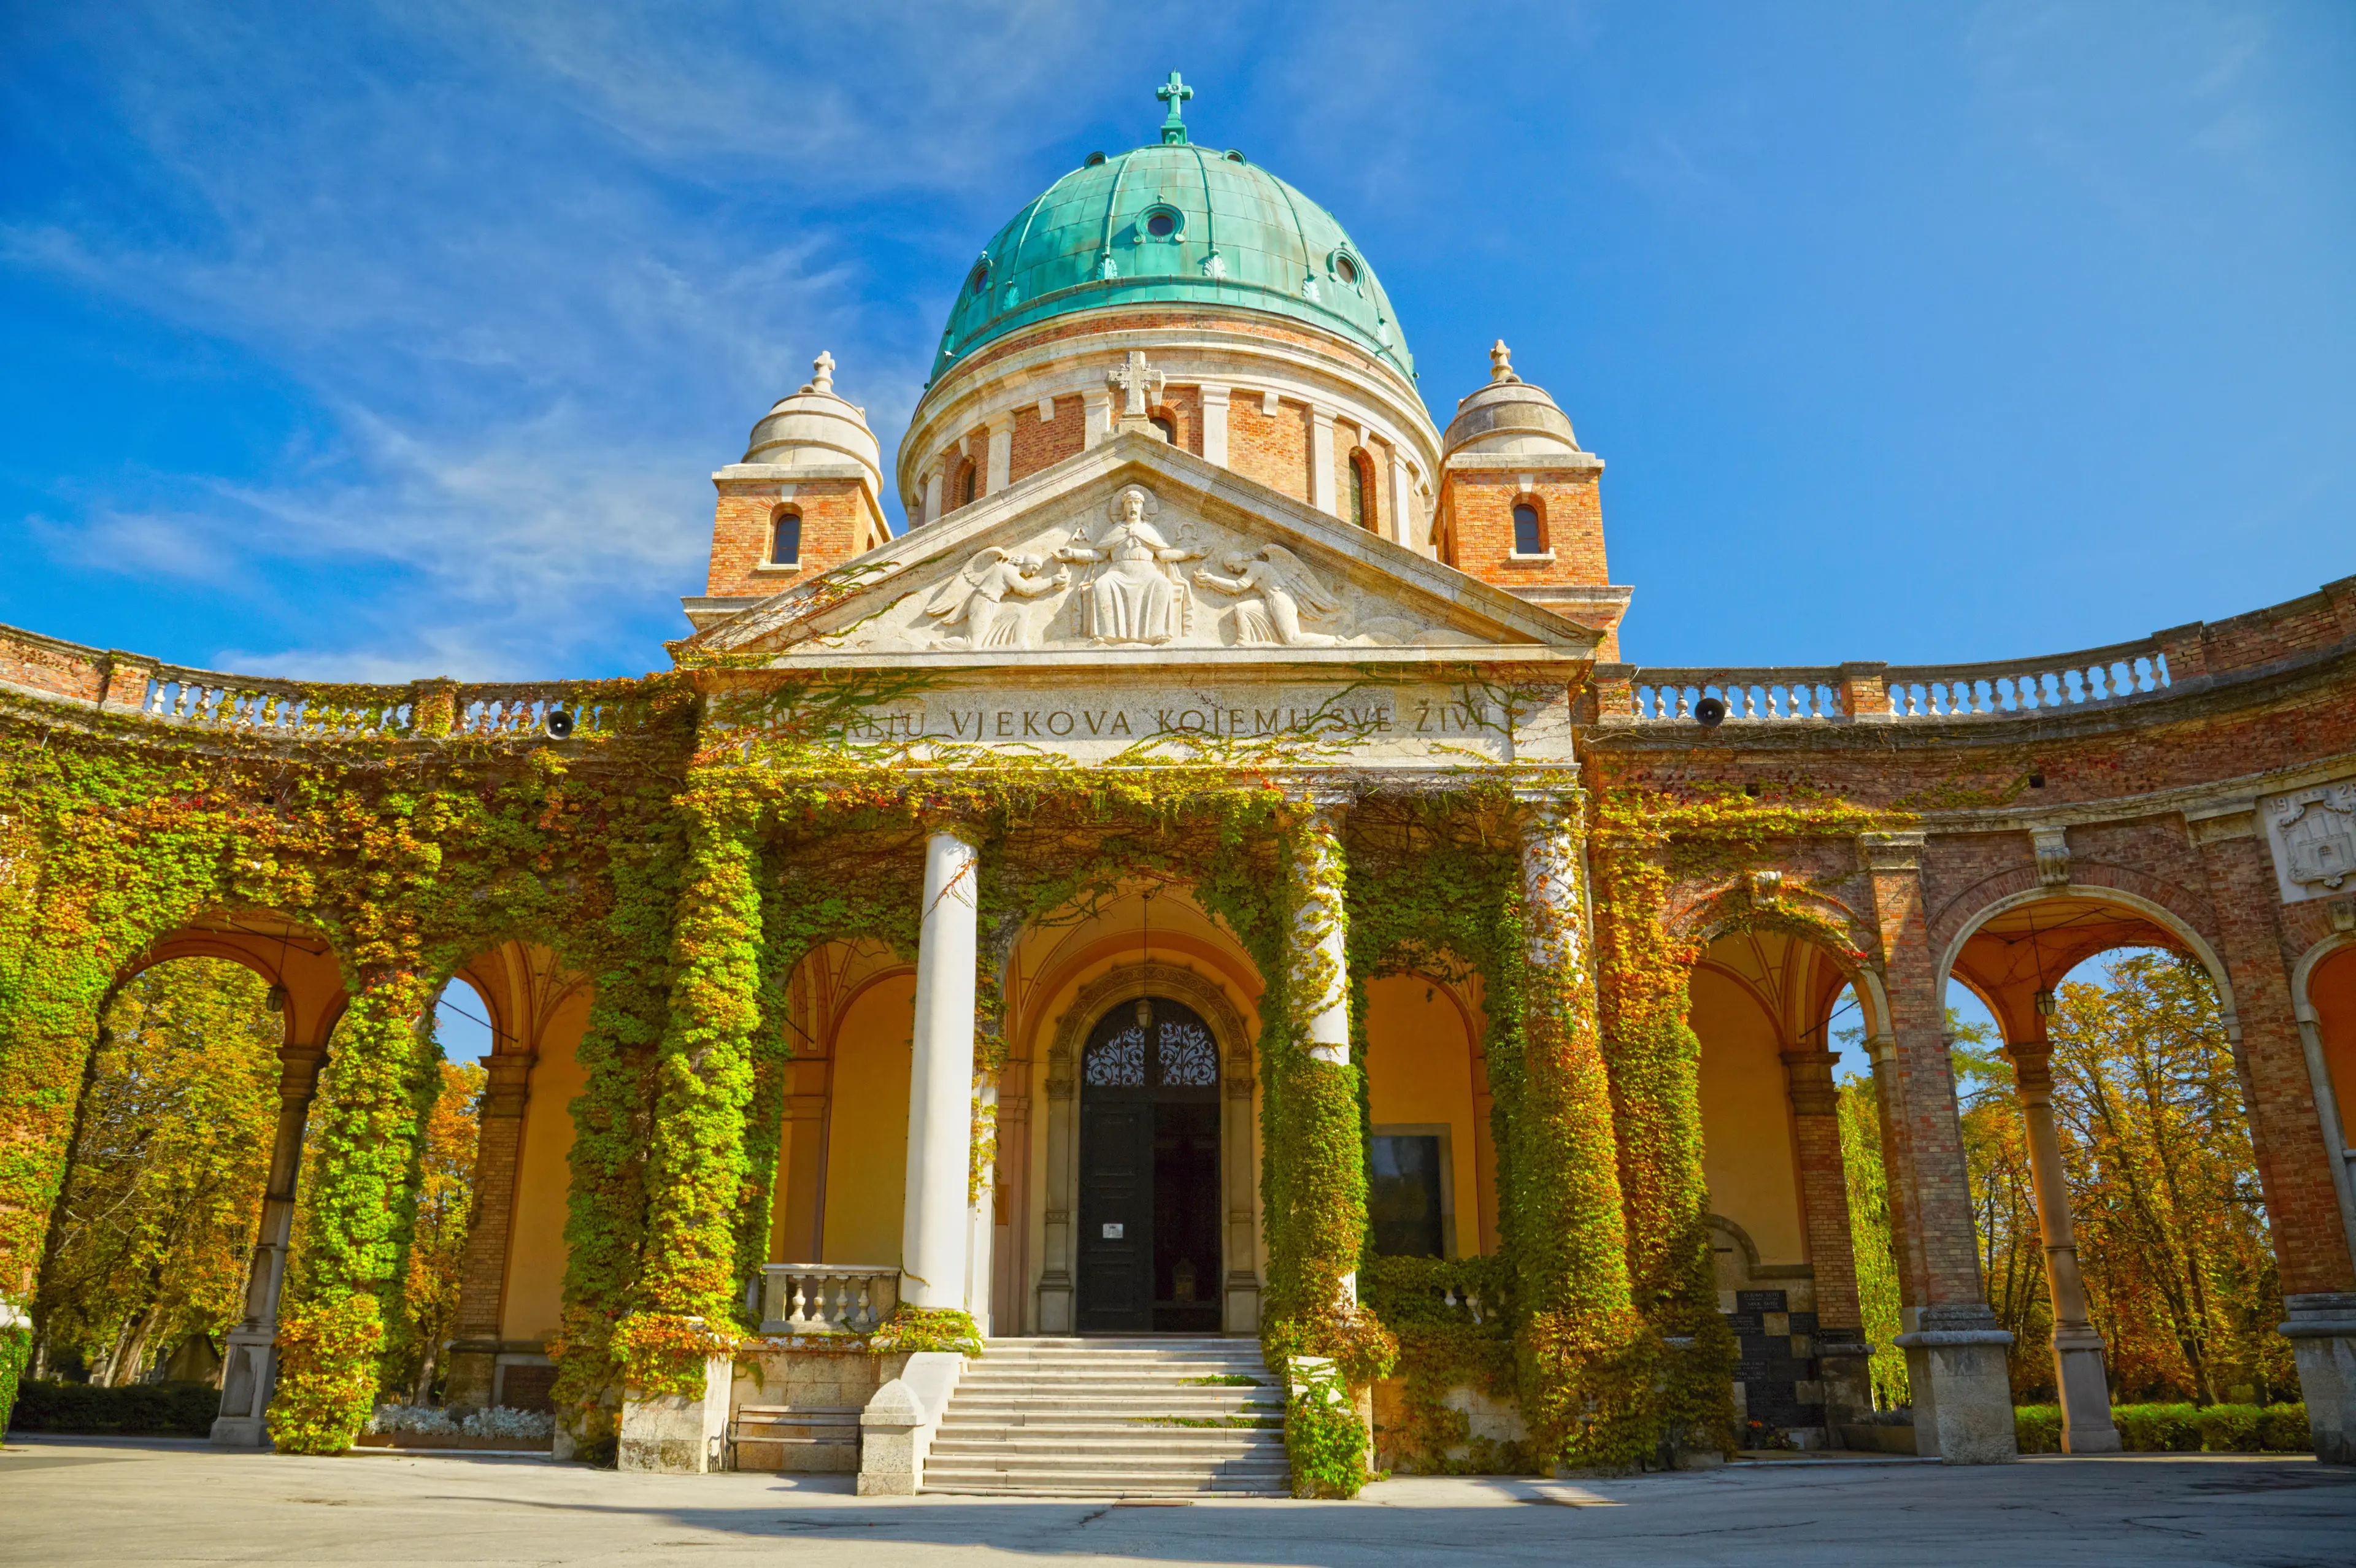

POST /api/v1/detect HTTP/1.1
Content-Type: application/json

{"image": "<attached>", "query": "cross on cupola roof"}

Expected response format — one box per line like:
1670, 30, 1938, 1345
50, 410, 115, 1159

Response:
1157, 71, 1193, 145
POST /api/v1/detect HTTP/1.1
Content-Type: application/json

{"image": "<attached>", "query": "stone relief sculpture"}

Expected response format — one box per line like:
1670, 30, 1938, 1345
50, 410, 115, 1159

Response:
1193, 544, 1344, 647
2274, 782, 2356, 892
1055, 486, 1202, 645
923, 548, 1070, 648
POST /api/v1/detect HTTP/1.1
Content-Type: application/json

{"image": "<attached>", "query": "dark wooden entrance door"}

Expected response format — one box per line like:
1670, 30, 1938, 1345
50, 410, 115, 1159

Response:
1076, 996, 1222, 1334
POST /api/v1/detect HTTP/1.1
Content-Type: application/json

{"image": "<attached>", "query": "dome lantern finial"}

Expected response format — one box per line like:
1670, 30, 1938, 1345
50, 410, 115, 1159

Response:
809, 349, 836, 394
1490, 339, 1519, 384
1156, 71, 1194, 145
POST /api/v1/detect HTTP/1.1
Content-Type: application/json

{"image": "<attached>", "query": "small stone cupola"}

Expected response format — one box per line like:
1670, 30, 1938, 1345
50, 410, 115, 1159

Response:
1431, 342, 1630, 659
690, 352, 895, 630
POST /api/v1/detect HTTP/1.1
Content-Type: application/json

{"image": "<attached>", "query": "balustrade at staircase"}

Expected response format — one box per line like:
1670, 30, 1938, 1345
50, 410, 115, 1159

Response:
920, 1338, 1290, 1497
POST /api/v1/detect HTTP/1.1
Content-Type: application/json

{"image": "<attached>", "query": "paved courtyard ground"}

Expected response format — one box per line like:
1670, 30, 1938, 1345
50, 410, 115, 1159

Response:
4, 1435, 2353, 1567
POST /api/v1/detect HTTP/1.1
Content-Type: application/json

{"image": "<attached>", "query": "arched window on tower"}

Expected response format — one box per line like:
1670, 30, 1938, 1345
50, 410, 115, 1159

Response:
1347, 451, 1372, 531
1150, 413, 1177, 445
1512, 501, 1545, 556
769, 508, 803, 567
957, 458, 977, 509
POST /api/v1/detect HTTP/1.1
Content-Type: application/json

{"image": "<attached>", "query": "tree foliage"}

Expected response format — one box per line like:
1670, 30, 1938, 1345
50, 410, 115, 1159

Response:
31, 959, 280, 1386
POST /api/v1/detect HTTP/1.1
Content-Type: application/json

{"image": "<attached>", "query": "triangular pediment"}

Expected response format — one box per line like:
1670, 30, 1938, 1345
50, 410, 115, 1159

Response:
691, 433, 1599, 668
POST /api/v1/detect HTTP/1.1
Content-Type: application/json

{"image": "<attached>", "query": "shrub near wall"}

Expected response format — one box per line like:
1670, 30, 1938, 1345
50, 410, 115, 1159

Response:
2014, 1403, 2311, 1453
7, 1380, 219, 1437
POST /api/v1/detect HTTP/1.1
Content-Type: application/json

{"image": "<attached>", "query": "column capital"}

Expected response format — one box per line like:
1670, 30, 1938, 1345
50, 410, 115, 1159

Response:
482, 1051, 538, 1117
1857, 830, 1926, 873
2003, 1036, 2055, 1093
1779, 1046, 1841, 1116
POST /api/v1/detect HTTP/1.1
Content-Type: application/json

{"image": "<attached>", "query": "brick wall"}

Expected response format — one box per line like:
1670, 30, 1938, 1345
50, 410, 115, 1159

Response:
707, 477, 876, 597
1226, 395, 1312, 505
1441, 471, 1608, 585
1007, 394, 1084, 486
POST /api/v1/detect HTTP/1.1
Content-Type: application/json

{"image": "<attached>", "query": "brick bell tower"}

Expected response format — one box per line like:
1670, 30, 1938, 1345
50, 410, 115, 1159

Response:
1431, 341, 1631, 659
684, 351, 895, 633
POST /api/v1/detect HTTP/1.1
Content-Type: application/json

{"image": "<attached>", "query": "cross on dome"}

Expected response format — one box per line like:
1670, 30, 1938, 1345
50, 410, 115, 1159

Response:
1157, 71, 1193, 145
809, 350, 836, 394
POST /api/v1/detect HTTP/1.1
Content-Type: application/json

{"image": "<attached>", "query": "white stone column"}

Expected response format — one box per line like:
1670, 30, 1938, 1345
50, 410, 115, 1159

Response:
920, 467, 942, 528
1389, 449, 1421, 551
1199, 383, 1230, 468
1310, 406, 1339, 517
2006, 1038, 2122, 1453
1083, 389, 1113, 450
903, 827, 979, 1310
984, 417, 1013, 495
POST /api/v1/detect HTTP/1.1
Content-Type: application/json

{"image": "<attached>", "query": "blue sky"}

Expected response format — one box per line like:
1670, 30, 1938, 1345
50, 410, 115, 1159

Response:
3, 2, 2350, 683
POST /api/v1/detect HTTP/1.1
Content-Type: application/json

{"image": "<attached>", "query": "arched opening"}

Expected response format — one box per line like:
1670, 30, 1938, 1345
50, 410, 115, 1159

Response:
1511, 497, 1546, 556
2303, 940, 2356, 1223
29, 956, 283, 1393
1362, 974, 1492, 1257
1689, 923, 1873, 1447
768, 508, 803, 567
820, 961, 917, 1268
955, 458, 978, 510
1946, 888, 2284, 1447
1346, 450, 1373, 531
1076, 994, 1221, 1333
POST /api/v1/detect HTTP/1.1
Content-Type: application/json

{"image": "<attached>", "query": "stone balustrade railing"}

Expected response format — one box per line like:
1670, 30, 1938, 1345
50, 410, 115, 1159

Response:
139, 667, 605, 741
1626, 669, 1847, 722
758, 1265, 901, 1337
1614, 634, 2179, 726
1881, 638, 2171, 718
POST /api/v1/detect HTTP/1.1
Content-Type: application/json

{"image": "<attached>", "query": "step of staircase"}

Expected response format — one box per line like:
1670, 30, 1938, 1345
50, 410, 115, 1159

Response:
921, 1337, 1291, 1498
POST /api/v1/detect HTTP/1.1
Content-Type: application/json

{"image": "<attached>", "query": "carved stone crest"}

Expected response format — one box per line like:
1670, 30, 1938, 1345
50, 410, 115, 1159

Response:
2272, 782, 2356, 895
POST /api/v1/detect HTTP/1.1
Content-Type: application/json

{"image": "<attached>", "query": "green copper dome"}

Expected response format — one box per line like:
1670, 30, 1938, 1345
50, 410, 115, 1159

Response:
929, 74, 1414, 386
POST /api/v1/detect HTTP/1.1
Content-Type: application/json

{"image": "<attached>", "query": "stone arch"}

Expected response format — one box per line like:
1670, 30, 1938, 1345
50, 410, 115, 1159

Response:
1934, 882, 2240, 1048
2290, 931, 2356, 1265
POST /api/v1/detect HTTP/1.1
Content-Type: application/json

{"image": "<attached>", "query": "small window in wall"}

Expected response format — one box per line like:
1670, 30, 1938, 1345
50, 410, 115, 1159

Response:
1150, 413, 1177, 445
957, 459, 977, 508
1347, 452, 1371, 530
769, 509, 802, 566
1369, 1133, 1446, 1258
1512, 502, 1544, 555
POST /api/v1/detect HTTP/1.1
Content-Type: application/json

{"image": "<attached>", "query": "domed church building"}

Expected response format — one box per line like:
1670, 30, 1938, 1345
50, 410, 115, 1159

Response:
3, 77, 2354, 1493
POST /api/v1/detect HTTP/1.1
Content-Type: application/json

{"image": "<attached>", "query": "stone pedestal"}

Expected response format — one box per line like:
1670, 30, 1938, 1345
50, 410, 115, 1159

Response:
2282, 1292, 2356, 1464
1894, 1305, 2019, 1464
855, 1351, 966, 1495
617, 1354, 733, 1474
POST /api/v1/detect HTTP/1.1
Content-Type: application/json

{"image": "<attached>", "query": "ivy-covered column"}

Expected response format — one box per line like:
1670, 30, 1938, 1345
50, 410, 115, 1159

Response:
1588, 829, 1736, 1462
1267, 801, 1390, 1498
615, 788, 763, 1473
210, 1039, 328, 1447
272, 973, 441, 1454
1511, 793, 1654, 1471
903, 823, 979, 1312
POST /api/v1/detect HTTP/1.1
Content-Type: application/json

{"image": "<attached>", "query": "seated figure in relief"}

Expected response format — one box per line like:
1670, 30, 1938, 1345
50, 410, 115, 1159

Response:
923, 548, 1070, 648
1055, 486, 1201, 644
1193, 544, 1344, 647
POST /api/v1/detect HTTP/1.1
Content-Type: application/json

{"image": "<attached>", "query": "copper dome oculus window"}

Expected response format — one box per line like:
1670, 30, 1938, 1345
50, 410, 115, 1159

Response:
968, 261, 991, 294
1139, 204, 1183, 241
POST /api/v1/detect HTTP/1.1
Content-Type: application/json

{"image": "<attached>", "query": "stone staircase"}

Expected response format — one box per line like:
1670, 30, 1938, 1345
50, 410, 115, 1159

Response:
921, 1337, 1290, 1497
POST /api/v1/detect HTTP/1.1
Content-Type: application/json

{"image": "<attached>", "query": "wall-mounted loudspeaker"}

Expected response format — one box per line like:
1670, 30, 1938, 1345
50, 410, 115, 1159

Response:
1693, 696, 1727, 728
544, 709, 576, 739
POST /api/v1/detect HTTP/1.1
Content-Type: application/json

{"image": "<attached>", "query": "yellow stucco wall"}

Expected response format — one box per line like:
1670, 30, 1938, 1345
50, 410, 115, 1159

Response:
1688, 966, 1806, 1266
822, 973, 915, 1267
499, 986, 592, 1342
1364, 974, 1485, 1256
